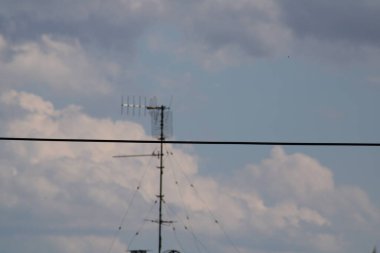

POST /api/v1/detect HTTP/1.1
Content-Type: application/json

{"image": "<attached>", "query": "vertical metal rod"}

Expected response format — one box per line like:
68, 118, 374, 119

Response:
158, 105, 165, 253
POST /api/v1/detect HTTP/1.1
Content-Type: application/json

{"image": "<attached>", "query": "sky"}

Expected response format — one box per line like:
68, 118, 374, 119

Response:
0, 1, 380, 253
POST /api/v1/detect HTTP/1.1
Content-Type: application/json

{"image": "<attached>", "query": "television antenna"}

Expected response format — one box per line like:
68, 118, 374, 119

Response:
119, 96, 176, 253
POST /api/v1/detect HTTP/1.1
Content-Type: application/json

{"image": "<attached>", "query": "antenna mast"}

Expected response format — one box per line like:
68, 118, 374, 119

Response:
122, 96, 173, 253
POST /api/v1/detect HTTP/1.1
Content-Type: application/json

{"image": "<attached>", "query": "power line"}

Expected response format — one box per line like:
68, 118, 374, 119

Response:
1, 137, 380, 146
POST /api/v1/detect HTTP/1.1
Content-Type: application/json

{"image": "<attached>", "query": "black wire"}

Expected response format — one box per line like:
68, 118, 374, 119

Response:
1, 137, 380, 146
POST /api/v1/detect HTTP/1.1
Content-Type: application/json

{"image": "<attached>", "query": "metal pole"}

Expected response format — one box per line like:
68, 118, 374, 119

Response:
158, 105, 165, 253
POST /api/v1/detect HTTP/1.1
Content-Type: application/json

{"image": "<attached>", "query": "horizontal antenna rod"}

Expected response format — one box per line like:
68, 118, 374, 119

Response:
113, 153, 159, 158
1, 137, 380, 147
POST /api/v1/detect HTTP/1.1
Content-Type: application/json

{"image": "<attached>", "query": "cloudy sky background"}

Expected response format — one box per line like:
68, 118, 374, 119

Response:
0, 1, 380, 253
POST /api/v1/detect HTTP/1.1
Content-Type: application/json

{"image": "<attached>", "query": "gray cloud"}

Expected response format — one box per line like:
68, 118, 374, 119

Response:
154, 0, 380, 68
165, 0, 380, 67
168, 0, 292, 67
277, 0, 380, 47
0, 0, 293, 68
0, 0, 164, 52
2, 0, 379, 67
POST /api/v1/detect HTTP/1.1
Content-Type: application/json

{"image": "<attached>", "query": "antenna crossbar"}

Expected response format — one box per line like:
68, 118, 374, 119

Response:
113, 151, 159, 158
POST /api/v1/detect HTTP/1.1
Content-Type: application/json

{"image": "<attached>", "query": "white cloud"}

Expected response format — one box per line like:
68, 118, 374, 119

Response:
0, 34, 118, 95
2, 90, 55, 115
0, 91, 379, 253
244, 146, 335, 203
0, 90, 200, 252
229, 147, 379, 252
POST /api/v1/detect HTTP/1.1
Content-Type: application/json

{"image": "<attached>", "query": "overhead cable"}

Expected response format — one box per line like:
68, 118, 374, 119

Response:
1, 137, 380, 146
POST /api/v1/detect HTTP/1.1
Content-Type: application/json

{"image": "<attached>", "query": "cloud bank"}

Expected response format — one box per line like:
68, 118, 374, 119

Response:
0, 91, 378, 253
1, 0, 380, 68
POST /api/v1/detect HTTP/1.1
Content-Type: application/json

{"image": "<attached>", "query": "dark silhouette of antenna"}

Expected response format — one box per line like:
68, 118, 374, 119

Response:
120, 96, 176, 253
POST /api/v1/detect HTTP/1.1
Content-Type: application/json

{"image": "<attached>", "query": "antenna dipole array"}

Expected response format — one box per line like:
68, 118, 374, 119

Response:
122, 96, 173, 140
121, 96, 148, 116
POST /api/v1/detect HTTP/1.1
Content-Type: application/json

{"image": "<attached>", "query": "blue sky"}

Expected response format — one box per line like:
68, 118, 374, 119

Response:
0, 1, 379, 253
